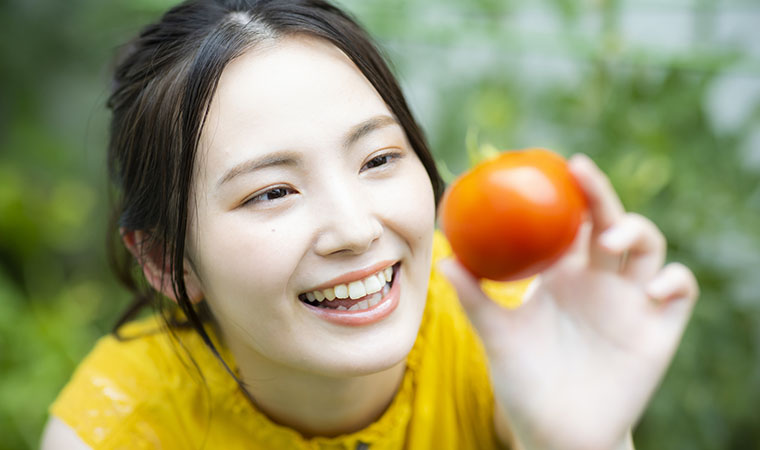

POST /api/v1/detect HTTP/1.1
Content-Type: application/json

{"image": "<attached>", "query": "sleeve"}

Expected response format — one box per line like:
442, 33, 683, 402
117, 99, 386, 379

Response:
48, 320, 197, 449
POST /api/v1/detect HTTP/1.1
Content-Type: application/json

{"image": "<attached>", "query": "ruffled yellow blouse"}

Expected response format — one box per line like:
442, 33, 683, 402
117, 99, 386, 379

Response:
50, 233, 529, 449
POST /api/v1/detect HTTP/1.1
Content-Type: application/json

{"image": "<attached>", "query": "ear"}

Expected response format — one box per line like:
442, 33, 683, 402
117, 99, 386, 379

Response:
121, 229, 204, 304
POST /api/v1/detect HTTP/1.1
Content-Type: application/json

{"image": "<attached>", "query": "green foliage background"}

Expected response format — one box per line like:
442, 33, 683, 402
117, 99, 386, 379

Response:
1, 0, 758, 448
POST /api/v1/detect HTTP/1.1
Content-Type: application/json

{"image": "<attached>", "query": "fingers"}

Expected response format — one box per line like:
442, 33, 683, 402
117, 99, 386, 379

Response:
568, 154, 625, 235
646, 263, 700, 351
568, 154, 668, 283
599, 213, 667, 282
567, 154, 627, 270
437, 258, 509, 340
646, 262, 700, 304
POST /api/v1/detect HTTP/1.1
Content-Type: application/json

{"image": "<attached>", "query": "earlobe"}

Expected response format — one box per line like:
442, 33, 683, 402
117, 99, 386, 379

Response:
121, 229, 178, 301
121, 229, 205, 304
183, 262, 205, 304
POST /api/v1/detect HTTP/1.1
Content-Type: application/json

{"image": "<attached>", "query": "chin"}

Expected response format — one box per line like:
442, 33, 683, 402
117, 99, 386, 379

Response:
314, 342, 414, 378
306, 308, 424, 378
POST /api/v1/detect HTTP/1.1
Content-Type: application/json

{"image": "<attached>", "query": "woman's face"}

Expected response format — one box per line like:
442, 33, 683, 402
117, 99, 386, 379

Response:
186, 35, 436, 377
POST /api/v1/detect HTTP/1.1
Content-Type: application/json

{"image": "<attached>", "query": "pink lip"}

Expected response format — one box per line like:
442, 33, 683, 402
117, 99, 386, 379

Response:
301, 264, 401, 326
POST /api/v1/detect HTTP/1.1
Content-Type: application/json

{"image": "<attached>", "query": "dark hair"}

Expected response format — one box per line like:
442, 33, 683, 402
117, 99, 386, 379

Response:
107, 0, 444, 372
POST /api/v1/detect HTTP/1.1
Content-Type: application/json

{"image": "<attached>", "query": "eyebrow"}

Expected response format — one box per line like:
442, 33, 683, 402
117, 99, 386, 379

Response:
216, 114, 400, 187
342, 114, 399, 150
216, 152, 299, 187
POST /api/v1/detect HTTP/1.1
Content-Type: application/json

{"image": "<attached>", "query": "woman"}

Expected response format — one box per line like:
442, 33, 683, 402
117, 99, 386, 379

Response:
43, 0, 699, 448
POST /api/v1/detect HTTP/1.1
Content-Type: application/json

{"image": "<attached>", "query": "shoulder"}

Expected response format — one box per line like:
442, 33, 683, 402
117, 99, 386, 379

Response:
52, 315, 173, 406
48, 315, 210, 448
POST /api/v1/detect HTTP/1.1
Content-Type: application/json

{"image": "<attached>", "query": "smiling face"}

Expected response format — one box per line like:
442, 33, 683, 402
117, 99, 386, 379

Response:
184, 35, 436, 377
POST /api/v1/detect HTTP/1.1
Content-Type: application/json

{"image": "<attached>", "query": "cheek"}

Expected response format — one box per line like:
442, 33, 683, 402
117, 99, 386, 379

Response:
190, 214, 307, 316
385, 163, 437, 243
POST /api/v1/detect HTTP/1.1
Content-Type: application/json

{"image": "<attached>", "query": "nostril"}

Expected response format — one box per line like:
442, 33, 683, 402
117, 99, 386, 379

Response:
314, 219, 382, 256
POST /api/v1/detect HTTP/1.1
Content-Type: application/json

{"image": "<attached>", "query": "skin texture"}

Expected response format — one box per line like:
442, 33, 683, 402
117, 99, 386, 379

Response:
184, 35, 435, 436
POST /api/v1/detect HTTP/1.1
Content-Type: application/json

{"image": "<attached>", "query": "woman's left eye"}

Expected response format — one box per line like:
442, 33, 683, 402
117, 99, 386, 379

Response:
361, 152, 400, 172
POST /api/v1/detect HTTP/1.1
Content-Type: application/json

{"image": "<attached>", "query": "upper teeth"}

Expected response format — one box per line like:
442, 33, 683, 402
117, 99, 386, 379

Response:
304, 266, 393, 302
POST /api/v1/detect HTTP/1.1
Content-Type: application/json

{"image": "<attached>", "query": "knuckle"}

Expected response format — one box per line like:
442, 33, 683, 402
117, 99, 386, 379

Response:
626, 213, 666, 250
624, 212, 649, 231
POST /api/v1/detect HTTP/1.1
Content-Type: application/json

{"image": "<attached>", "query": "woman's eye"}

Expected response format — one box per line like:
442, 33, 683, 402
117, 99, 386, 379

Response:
362, 152, 400, 172
244, 186, 295, 206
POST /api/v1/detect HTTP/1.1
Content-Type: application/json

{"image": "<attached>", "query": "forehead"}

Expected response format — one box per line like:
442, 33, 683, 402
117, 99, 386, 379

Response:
199, 35, 392, 169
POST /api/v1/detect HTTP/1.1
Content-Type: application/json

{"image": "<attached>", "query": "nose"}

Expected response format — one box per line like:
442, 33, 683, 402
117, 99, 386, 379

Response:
313, 184, 383, 256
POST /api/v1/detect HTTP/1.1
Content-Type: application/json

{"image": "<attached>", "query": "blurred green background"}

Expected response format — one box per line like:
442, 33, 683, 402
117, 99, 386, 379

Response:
1, 0, 759, 448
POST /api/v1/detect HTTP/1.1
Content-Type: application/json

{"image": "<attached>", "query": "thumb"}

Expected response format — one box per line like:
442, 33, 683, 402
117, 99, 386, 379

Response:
437, 257, 508, 340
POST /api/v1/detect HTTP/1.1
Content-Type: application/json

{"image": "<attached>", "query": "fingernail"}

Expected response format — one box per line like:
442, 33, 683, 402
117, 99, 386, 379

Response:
569, 153, 593, 171
600, 226, 628, 251
646, 277, 669, 300
570, 153, 592, 164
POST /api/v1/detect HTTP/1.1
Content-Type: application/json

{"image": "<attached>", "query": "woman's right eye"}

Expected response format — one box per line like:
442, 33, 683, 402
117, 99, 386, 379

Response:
243, 186, 296, 207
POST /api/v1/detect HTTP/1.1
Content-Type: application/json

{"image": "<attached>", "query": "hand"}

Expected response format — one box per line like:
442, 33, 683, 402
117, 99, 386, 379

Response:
439, 154, 699, 450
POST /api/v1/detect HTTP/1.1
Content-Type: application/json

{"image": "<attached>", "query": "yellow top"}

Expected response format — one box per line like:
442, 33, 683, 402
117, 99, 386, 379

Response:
50, 232, 530, 449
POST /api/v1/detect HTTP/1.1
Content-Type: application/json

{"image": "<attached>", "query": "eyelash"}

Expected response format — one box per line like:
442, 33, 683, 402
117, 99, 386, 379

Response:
242, 151, 401, 207
243, 186, 296, 206
361, 151, 401, 172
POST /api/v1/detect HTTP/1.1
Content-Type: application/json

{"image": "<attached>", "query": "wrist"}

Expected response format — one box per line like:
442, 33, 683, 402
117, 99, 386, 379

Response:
493, 402, 635, 450
504, 429, 634, 450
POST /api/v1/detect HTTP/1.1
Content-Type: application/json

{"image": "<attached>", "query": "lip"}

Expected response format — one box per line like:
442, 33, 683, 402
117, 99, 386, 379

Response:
300, 264, 401, 326
305, 259, 397, 293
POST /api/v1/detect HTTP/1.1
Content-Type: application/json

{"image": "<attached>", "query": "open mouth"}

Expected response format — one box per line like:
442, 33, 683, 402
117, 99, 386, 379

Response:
298, 263, 399, 312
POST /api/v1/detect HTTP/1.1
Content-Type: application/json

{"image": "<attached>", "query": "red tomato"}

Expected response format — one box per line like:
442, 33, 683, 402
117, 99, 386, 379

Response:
440, 148, 587, 281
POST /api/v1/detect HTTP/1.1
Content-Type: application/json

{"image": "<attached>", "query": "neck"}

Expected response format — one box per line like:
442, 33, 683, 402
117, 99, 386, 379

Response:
224, 337, 407, 438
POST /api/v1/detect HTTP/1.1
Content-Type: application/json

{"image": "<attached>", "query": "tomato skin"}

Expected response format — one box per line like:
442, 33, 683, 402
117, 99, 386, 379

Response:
440, 148, 587, 281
